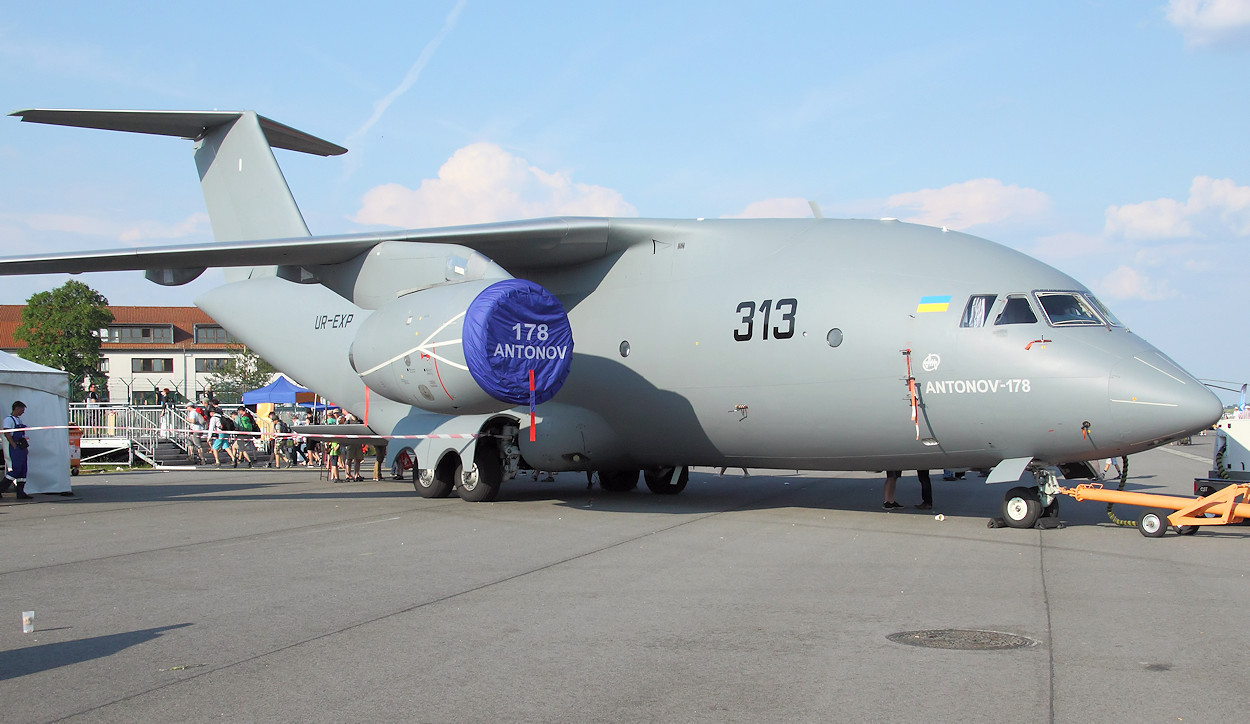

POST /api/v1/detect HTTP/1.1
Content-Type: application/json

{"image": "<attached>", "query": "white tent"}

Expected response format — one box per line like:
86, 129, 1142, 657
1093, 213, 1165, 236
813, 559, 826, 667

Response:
0, 351, 71, 494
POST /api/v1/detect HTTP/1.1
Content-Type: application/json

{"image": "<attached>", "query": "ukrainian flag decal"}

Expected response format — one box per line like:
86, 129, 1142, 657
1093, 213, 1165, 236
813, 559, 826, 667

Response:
916, 295, 952, 313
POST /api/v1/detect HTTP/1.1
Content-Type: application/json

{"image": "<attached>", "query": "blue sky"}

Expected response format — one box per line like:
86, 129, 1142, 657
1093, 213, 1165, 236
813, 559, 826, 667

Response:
2, 1, 1248, 401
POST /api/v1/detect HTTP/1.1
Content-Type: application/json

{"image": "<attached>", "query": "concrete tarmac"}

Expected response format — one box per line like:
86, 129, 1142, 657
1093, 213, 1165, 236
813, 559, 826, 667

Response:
1, 437, 1246, 723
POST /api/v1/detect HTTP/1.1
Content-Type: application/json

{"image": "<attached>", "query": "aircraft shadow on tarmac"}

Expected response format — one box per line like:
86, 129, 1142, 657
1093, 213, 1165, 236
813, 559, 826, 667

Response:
0, 623, 191, 681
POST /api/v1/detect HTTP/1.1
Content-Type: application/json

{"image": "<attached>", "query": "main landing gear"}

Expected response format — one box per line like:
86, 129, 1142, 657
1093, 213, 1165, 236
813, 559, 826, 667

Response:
596, 466, 690, 495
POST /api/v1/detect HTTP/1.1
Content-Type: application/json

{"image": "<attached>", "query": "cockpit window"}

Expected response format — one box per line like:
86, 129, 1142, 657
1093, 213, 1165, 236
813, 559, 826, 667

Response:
1036, 292, 1104, 326
960, 295, 996, 328
993, 295, 1037, 325
1083, 293, 1122, 327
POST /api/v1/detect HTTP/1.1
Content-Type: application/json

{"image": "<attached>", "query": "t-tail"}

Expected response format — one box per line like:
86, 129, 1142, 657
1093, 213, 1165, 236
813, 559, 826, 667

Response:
11, 109, 346, 283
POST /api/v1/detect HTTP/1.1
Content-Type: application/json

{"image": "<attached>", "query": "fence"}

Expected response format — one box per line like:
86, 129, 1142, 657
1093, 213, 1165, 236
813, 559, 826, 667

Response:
67, 403, 189, 465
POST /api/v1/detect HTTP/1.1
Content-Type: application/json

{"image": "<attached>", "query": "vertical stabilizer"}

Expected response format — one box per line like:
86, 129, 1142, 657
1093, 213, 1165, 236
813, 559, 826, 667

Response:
193, 111, 311, 242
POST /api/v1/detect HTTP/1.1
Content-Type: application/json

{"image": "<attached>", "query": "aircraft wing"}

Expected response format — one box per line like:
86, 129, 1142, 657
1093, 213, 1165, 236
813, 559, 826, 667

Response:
0, 216, 613, 276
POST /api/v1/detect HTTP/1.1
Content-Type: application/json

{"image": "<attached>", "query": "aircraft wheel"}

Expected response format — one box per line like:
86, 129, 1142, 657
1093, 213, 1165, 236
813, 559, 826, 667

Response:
415, 467, 452, 498
424, 455, 460, 499
644, 465, 688, 495
1001, 486, 1041, 529
457, 441, 502, 502
599, 470, 639, 492
1138, 509, 1169, 538
1176, 524, 1199, 536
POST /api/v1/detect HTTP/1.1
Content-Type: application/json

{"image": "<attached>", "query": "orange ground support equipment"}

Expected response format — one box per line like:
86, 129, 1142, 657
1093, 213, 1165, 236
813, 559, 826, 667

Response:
1060, 481, 1250, 537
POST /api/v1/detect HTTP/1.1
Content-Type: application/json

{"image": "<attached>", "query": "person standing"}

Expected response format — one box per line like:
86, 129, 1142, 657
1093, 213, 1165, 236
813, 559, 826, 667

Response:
914, 469, 934, 510
883, 470, 902, 510
327, 440, 341, 482
4, 401, 33, 499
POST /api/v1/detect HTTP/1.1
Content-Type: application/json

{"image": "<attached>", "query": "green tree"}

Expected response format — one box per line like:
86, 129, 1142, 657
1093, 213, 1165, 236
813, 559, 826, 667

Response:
14, 280, 113, 400
204, 344, 278, 403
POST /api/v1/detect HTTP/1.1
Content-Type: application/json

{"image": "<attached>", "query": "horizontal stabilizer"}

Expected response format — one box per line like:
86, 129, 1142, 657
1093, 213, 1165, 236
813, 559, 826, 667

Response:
11, 109, 347, 157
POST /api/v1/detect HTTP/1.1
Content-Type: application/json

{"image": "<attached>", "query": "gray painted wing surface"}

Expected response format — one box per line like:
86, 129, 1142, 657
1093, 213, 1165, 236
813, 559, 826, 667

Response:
0, 217, 614, 276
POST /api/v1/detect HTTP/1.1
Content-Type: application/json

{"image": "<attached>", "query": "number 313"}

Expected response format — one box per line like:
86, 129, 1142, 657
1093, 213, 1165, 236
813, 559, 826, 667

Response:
734, 298, 797, 341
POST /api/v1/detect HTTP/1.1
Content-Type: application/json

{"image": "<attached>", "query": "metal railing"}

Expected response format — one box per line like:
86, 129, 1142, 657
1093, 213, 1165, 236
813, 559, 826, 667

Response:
67, 404, 190, 465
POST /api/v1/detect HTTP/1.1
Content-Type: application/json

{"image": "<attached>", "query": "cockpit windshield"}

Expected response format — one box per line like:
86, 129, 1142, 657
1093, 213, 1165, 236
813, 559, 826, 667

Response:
1082, 293, 1122, 327
1035, 292, 1104, 326
993, 295, 1037, 325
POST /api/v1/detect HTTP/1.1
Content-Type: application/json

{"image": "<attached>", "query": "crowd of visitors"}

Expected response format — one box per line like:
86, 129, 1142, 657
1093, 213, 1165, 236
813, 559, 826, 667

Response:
182, 398, 376, 479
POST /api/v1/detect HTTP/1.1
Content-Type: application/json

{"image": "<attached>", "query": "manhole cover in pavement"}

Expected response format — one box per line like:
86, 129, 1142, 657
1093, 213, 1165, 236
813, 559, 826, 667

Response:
887, 629, 1038, 650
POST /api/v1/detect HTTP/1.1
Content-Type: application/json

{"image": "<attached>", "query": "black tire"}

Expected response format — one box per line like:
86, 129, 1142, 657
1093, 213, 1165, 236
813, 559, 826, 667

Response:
457, 441, 502, 502
420, 455, 458, 499
1139, 509, 1169, 538
644, 465, 688, 495
599, 469, 639, 492
1002, 486, 1041, 529
1176, 524, 1199, 536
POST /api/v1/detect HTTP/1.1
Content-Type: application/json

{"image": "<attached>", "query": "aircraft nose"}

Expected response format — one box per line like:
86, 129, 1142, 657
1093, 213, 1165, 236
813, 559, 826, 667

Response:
1108, 351, 1223, 444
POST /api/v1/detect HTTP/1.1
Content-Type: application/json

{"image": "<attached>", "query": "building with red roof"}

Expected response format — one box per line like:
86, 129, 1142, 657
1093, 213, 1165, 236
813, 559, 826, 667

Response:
0, 305, 237, 404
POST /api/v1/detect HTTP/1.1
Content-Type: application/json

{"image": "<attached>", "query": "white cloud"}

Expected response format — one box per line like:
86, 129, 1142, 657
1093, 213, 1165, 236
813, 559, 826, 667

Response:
723, 198, 816, 219
1098, 265, 1176, 301
1104, 176, 1250, 239
119, 213, 210, 244
353, 143, 637, 228
881, 178, 1050, 230
1166, 0, 1250, 47
0, 211, 210, 248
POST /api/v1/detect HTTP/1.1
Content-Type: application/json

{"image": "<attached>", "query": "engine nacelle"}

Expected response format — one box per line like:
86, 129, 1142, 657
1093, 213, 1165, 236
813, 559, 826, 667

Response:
349, 279, 574, 415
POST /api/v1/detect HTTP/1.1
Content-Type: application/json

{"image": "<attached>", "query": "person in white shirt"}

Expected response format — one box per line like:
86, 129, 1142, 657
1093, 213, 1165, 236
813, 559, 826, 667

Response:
3, 401, 32, 499
185, 403, 208, 465
207, 409, 236, 468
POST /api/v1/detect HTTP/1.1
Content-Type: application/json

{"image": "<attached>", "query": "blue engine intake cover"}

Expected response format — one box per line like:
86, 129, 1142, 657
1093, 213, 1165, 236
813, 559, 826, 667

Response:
462, 279, 574, 405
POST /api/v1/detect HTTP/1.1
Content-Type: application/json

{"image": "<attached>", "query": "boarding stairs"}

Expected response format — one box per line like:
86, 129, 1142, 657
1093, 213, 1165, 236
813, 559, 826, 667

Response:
67, 404, 271, 468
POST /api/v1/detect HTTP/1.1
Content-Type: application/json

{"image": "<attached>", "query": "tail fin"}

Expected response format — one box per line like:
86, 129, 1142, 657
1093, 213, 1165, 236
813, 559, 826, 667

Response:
12, 109, 345, 243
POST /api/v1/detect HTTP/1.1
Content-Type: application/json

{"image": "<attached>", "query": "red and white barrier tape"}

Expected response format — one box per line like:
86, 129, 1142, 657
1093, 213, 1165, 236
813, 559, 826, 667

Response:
0, 424, 477, 441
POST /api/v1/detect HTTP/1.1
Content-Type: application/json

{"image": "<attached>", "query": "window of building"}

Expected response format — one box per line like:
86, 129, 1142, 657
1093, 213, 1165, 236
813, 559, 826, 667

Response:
101, 326, 173, 344
194, 325, 234, 344
195, 357, 231, 373
132, 358, 175, 373
98, 359, 110, 373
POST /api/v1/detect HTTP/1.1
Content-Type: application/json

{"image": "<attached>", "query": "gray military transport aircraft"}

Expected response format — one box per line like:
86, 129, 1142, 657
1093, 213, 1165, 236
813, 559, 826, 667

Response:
2, 109, 1224, 525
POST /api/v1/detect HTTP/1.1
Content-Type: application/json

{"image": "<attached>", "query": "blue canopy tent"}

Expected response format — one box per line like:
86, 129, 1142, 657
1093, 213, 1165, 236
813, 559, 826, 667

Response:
241, 376, 316, 405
